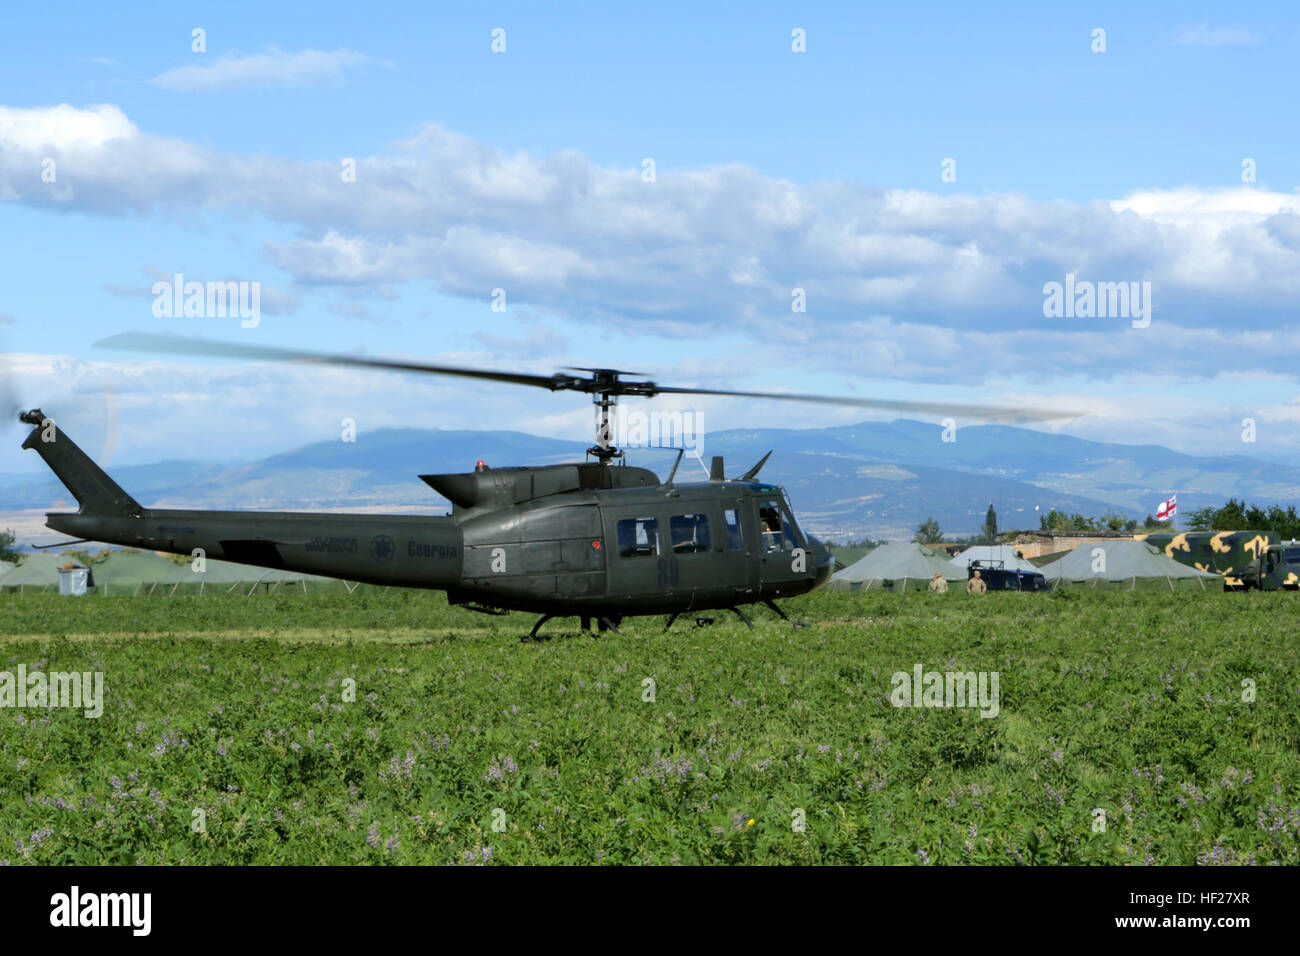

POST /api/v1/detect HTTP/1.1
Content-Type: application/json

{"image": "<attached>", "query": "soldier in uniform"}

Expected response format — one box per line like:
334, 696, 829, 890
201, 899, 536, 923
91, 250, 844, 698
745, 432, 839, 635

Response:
966, 569, 987, 594
928, 572, 948, 594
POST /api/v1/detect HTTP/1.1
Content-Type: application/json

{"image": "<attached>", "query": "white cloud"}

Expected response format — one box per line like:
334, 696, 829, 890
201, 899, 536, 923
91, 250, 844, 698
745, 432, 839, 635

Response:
5, 104, 1300, 389
0, 103, 136, 150
151, 48, 372, 92
1111, 186, 1300, 231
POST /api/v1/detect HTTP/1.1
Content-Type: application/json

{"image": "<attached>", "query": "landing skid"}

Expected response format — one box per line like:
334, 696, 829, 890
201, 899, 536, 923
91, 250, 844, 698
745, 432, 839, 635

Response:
763, 599, 809, 628
662, 602, 803, 632
524, 613, 623, 642
661, 608, 752, 630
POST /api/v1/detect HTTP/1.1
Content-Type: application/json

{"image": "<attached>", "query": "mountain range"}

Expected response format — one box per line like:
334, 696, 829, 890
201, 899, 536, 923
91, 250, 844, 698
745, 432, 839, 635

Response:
4, 420, 1298, 542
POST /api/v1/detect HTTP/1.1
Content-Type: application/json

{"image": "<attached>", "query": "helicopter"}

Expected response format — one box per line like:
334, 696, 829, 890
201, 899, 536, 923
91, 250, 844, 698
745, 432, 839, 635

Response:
15, 333, 1077, 639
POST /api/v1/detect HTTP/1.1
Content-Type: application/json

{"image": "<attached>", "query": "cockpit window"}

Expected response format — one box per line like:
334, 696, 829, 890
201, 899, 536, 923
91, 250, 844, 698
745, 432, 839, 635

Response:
759, 500, 802, 553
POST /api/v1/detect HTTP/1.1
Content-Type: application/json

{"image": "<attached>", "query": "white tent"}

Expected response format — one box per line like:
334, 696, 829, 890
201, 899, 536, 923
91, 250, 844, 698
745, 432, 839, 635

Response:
949, 545, 1038, 574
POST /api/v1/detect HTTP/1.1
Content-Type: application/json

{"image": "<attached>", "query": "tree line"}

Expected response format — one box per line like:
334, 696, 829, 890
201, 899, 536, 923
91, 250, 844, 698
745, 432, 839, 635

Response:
1184, 499, 1300, 540
912, 504, 1172, 545
1037, 510, 1166, 534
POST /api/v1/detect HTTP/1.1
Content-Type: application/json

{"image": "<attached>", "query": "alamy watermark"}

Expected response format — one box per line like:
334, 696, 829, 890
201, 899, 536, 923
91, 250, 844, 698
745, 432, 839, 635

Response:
608, 407, 704, 456
151, 272, 260, 328
0, 665, 104, 718
890, 663, 1000, 718
1042, 272, 1151, 328
50, 886, 150, 936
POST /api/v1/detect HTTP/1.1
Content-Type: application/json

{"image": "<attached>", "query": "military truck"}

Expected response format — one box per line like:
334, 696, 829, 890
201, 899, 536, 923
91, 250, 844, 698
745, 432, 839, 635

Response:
966, 560, 1050, 592
1136, 530, 1300, 590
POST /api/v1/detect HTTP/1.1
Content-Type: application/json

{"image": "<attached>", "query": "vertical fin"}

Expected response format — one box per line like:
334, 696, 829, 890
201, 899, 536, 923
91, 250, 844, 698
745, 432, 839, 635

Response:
19, 409, 141, 516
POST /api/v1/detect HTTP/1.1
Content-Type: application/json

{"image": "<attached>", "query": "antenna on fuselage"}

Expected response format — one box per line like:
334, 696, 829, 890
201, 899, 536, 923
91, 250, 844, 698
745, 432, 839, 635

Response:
664, 448, 685, 485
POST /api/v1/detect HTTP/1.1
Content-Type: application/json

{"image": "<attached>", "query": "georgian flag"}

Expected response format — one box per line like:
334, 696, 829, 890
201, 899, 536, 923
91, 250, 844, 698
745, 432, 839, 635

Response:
1155, 494, 1177, 522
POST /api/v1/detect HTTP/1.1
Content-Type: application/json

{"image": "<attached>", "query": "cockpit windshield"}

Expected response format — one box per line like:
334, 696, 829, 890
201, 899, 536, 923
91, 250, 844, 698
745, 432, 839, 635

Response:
758, 497, 804, 553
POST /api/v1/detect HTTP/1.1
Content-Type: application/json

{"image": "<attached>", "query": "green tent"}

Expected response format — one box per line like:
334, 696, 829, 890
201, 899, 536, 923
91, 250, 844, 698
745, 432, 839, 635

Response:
0, 553, 66, 592
829, 542, 965, 592
166, 557, 269, 593
169, 558, 351, 595
0, 550, 356, 596
90, 550, 193, 595
1037, 540, 1221, 591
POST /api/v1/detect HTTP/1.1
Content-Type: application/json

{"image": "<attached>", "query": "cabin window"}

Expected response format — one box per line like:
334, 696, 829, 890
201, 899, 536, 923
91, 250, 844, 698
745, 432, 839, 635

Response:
759, 500, 801, 553
723, 508, 744, 551
616, 517, 660, 557
670, 513, 711, 554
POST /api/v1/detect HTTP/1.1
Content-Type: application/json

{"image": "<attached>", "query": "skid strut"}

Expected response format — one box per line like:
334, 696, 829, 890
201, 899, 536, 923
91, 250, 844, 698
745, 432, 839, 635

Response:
526, 613, 623, 641
526, 614, 555, 641
764, 599, 808, 628
727, 606, 754, 630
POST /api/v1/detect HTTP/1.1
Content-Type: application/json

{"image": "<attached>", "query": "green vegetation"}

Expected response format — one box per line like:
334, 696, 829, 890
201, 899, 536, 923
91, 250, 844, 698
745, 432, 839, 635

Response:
1, 588, 1298, 865
1186, 499, 1300, 539
1038, 509, 1155, 534
914, 517, 942, 545
826, 538, 884, 570
0, 530, 21, 564
981, 504, 998, 543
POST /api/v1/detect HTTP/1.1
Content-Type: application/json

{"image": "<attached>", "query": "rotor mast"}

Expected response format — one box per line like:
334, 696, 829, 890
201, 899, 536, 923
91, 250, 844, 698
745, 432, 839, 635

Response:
570, 367, 649, 464
590, 391, 621, 463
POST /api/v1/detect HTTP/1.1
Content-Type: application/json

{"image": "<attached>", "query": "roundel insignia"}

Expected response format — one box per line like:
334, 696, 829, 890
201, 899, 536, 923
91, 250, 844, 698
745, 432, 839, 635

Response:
370, 534, 396, 561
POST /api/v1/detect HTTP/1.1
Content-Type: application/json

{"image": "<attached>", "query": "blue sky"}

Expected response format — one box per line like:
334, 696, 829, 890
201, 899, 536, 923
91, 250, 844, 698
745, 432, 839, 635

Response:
3, 1, 1300, 471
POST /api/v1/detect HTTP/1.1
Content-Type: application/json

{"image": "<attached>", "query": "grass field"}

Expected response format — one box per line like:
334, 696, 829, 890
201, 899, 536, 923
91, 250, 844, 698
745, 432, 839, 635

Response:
1, 588, 1298, 864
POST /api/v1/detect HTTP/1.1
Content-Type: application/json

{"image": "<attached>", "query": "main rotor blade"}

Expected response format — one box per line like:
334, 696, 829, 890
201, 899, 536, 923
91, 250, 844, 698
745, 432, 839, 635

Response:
94, 333, 567, 391
95, 332, 1083, 422
648, 384, 1082, 422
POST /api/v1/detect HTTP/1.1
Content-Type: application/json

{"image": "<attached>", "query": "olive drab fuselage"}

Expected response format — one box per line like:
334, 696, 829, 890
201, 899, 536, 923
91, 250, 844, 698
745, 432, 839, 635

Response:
447, 474, 832, 615
20, 412, 834, 620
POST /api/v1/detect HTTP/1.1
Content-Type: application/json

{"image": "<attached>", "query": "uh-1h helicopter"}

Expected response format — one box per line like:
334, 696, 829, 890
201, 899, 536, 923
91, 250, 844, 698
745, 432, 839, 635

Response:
17, 333, 1075, 639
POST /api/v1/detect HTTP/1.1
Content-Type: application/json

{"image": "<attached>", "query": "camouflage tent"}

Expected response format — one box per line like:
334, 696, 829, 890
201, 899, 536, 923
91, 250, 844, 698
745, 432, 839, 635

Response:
1038, 540, 1221, 590
829, 542, 965, 592
949, 545, 1038, 574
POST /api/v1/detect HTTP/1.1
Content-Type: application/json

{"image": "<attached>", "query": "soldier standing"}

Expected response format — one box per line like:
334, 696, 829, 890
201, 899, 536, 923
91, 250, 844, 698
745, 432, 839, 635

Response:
966, 569, 987, 594
928, 572, 948, 594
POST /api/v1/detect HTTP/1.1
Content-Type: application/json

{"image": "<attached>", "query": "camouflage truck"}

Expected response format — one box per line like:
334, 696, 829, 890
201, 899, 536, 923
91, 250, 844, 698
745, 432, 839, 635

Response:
1135, 530, 1300, 590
